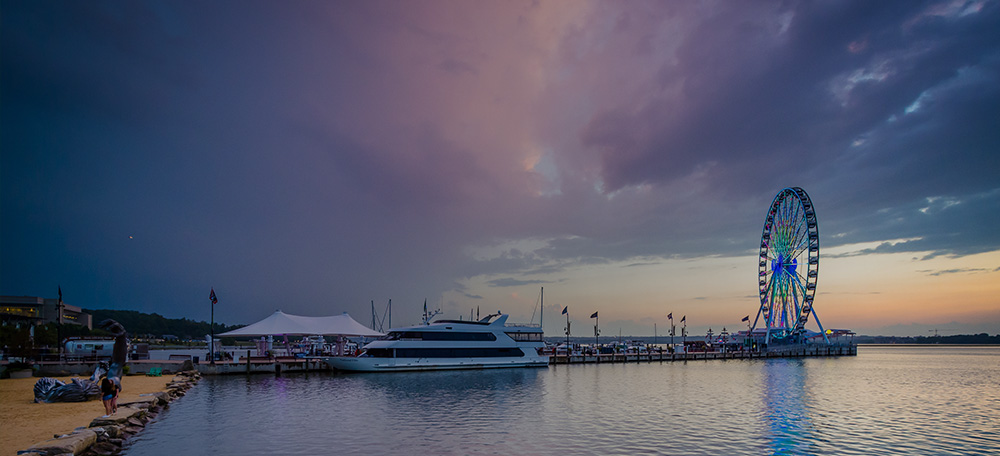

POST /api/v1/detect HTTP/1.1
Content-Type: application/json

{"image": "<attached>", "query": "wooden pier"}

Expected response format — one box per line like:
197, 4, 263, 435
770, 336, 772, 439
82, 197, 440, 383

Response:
549, 344, 857, 364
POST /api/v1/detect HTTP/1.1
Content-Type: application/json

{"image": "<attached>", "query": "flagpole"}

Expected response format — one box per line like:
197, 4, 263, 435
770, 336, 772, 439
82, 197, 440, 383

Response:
668, 313, 674, 354
209, 288, 217, 366
565, 310, 570, 349
210, 295, 215, 365
682, 316, 687, 353
595, 313, 599, 349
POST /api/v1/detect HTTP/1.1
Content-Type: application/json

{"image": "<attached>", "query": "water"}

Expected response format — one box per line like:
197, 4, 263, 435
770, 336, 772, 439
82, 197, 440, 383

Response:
124, 346, 1000, 455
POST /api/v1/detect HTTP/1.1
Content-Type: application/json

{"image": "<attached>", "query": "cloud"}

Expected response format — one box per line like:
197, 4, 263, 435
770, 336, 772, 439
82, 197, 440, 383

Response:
918, 268, 996, 276
486, 278, 552, 288
2, 1, 998, 327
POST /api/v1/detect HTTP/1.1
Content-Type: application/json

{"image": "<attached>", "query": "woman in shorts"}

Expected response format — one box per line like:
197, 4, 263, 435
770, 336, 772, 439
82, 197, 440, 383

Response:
100, 376, 117, 417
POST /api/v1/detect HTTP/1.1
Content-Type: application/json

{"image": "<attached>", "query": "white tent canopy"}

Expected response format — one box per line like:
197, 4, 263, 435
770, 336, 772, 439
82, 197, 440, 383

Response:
217, 310, 383, 337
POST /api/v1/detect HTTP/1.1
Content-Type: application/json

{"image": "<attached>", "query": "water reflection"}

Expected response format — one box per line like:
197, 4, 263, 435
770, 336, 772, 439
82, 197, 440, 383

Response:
761, 359, 817, 455
122, 348, 1000, 455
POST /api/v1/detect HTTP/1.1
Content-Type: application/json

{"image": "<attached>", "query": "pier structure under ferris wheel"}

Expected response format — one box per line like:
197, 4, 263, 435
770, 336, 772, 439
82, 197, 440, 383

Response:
751, 187, 830, 345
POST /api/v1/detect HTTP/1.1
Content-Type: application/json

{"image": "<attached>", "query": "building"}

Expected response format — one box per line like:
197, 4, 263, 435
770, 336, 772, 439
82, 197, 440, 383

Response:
0, 295, 93, 329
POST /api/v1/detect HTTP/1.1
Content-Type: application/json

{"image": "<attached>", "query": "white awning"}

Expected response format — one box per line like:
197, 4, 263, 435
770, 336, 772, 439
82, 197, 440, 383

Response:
217, 310, 383, 337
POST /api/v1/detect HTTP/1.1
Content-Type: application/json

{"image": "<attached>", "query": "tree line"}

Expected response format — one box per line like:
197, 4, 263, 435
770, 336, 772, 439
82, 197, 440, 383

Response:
855, 333, 999, 344
84, 308, 244, 339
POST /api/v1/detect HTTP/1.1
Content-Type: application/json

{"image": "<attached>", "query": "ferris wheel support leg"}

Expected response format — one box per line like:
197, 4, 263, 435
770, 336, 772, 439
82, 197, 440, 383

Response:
751, 306, 764, 332
811, 309, 831, 345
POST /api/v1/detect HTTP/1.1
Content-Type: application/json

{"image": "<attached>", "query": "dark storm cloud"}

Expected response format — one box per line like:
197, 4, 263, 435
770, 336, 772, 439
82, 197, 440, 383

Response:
2, 1, 998, 325
582, 1, 1000, 199
536, 0, 1000, 266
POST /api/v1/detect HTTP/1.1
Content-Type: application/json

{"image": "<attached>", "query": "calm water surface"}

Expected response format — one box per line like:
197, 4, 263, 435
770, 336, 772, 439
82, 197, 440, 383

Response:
124, 346, 999, 455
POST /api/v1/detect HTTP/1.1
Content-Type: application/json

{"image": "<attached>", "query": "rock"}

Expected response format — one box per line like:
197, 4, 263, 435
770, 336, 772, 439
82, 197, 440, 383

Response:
117, 396, 157, 410
98, 425, 121, 439
89, 441, 120, 455
152, 391, 170, 405
126, 417, 144, 427
123, 425, 143, 435
89, 407, 143, 427
24, 428, 97, 456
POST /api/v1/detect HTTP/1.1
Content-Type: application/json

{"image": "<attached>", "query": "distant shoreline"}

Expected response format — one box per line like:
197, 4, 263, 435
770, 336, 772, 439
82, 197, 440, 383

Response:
858, 343, 1000, 347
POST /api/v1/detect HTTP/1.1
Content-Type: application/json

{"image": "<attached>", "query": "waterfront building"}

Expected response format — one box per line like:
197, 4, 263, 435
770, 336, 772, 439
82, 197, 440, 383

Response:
0, 295, 93, 329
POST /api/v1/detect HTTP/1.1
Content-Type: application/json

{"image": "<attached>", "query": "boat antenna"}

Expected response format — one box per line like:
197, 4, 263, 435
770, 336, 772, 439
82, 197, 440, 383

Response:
422, 298, 441, 325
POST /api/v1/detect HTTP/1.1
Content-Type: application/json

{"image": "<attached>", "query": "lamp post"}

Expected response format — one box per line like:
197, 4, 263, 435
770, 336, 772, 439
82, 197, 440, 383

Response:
57, 286, 64, 361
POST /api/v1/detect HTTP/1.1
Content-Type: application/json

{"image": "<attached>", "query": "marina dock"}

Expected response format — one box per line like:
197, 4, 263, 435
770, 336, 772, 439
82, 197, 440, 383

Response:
549, 344, 857, 365
10, 344, 858, 378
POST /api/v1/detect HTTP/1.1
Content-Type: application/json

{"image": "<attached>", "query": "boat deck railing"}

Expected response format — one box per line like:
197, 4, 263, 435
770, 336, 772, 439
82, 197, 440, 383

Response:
505, 322, 541, 328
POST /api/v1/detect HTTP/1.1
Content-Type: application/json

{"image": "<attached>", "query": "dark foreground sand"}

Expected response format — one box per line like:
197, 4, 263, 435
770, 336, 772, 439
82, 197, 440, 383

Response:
0, 375, 173, 455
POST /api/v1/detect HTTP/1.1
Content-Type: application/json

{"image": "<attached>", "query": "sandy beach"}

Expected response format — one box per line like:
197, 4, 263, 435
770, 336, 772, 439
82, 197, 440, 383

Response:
0, 374, 173, 455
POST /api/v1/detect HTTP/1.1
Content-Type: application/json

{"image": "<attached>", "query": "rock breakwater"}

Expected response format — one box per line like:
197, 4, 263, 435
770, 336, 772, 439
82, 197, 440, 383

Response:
17, 371, 201, 456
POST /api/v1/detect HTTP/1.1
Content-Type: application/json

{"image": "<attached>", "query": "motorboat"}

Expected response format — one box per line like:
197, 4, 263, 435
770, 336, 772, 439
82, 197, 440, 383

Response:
324, 313, 548, 372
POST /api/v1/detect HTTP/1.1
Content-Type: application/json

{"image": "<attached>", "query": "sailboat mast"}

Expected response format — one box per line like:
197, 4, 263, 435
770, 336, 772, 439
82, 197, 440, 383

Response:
540, 287, 544, 334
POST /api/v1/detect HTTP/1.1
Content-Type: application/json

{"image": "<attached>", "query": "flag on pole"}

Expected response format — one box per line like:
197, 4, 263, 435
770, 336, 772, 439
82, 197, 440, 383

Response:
681, 315, 686, 323
210, 288, 218, 305
741, 315, 750, 322
667, 313, 672, 320
590, 311, 598, 318
561, 306, 568, 315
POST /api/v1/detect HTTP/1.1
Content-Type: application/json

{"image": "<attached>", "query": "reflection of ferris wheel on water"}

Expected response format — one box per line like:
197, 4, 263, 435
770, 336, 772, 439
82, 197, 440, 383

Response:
752, 187, 829, 344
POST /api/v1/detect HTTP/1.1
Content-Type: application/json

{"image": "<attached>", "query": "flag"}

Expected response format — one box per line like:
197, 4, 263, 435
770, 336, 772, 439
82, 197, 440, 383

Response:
561, 306, 568, 315
590, 311, 598, 318
58, 286, 63, 302
741, 315, 750, 322
667, 312, 672, 320
681, 315, 686, 323
210, 288, 218, 305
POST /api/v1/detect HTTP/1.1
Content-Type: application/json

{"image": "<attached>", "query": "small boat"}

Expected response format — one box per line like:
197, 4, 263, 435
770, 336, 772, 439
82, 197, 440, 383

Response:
325, 313, 548, 372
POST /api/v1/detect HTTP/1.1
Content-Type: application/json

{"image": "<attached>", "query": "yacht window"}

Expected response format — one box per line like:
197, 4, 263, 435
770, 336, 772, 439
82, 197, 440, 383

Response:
505, 332, 543, 342
386, 331, 496, 341
364, 348, 393, 358
395, 348, 525, 358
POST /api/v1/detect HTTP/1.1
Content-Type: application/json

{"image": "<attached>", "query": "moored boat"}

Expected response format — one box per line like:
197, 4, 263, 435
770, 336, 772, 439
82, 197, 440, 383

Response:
325, 313, 548, 372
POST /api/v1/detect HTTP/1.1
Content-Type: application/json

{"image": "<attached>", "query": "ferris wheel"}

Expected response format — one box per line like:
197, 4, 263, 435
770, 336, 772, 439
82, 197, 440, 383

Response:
752, 187, 829, 344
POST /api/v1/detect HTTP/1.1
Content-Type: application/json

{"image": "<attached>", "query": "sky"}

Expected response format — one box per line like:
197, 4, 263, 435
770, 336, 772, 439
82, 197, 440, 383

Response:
2, 0, 998, 337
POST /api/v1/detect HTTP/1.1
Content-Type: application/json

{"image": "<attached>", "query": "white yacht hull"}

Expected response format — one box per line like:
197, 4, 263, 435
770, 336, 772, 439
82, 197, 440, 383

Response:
325, 355, 549, 372
327, 313, 548, 372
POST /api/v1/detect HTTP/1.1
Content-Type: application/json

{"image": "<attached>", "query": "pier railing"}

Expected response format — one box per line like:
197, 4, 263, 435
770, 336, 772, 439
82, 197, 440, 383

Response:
549, 344, 856, 364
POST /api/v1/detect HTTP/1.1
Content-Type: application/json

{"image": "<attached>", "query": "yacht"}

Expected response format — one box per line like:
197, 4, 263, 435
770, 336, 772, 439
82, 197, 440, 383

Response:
324, 313, 548, 372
